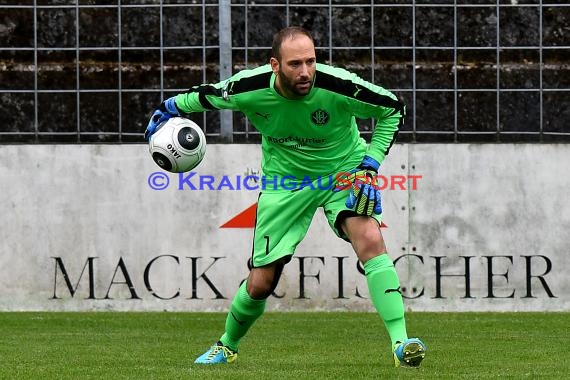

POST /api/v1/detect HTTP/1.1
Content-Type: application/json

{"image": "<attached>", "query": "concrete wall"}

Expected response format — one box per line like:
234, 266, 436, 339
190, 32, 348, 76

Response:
1, 144, 568, 311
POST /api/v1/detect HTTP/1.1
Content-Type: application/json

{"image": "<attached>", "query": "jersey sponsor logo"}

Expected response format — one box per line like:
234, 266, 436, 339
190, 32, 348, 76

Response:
311, 109, 329, 126
266, 135, 325, 145
266, 135, 326, 151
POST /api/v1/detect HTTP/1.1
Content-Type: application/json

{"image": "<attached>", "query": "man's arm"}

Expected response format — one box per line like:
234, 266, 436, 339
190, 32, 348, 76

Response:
324, 66, 403, 217
175, 79, 241, 114
175, 64, 274, 114
145, 75, 243, 140
345, 73, 404, 165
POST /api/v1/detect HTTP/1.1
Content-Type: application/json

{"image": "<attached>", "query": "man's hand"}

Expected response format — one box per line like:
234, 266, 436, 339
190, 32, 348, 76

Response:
144, 97, 180, 141
335, 155, 382, 216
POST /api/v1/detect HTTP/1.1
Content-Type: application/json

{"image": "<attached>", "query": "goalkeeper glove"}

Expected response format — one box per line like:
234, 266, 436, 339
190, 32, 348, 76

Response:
335, 155, 382, 216
144, 97, 180, 141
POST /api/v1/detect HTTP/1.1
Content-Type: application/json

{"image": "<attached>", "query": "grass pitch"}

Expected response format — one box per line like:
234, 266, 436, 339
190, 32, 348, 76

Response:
0, 312, 567, 379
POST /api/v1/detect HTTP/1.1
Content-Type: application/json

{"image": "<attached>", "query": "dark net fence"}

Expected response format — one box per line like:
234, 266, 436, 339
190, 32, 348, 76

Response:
0, 0, 568, 144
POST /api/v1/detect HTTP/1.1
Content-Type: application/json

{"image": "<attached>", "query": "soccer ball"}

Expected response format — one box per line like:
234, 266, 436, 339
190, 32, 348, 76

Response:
148, 117, 206, 173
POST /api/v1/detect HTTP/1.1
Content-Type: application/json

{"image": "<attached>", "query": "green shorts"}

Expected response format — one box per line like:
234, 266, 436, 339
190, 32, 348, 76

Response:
250, 178, 383, 267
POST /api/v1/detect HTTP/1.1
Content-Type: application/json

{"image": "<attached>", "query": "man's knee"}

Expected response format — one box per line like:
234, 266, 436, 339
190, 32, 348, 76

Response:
342, 216, 386, 261
357, 225, 384, 249
246, 260, 286, 300
246, 279, 272, 300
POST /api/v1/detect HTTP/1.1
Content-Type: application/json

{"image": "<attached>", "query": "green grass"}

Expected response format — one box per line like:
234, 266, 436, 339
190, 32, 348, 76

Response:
0, 312, 568, 379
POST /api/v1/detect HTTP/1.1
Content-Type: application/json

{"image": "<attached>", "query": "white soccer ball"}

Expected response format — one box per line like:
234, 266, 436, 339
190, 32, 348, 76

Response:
148, 117, 206, 173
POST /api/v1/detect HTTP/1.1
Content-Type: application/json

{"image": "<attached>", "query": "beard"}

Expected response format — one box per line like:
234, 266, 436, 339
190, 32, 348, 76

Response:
278, 68, 313, 97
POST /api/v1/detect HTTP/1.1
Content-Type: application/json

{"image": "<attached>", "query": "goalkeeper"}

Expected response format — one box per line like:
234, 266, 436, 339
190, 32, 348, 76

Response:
145, 26, 426, 368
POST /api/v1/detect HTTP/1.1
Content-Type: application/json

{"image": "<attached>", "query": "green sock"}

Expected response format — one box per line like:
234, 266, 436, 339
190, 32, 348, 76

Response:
219, 281, 266, 351
364, 254, 408, 348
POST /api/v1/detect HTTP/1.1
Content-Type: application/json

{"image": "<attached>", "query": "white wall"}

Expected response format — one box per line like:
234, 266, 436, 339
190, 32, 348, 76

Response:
0, 144, 568, 311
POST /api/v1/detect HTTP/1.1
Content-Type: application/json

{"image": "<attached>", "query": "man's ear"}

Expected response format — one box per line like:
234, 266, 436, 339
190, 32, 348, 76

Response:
270, 57, 279, 74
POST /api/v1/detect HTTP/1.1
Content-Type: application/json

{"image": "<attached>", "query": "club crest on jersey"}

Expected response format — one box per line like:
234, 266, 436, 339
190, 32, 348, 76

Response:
311, 109, 329, 126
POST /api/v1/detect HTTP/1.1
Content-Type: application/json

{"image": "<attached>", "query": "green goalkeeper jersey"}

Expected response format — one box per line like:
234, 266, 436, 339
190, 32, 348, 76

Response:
175, 63, 403, 180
